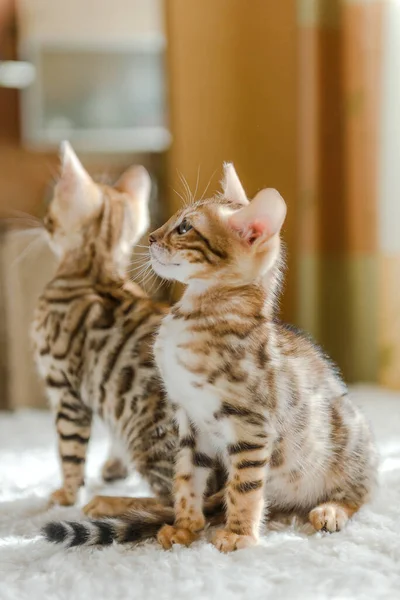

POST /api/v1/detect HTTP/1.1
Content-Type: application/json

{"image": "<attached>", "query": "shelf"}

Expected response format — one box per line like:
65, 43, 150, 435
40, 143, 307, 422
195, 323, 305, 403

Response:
24, 126, 171, 153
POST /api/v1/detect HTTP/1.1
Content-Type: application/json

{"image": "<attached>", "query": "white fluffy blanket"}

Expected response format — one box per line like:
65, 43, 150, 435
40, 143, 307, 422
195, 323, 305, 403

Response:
0, 386, 399, 600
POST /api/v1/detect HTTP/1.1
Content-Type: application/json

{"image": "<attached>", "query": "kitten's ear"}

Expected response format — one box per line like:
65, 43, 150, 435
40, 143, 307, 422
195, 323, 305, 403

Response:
116, 166, 151, 242
59, 141, 93, 191
115, 165, 151, 205
56, 141, 102, 218
228, 188, 286, 251
221, 163, 248, 206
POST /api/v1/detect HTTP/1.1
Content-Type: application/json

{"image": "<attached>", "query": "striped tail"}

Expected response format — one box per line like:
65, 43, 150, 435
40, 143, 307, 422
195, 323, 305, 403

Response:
42, 504, 174, 548
42, 491, 225, 548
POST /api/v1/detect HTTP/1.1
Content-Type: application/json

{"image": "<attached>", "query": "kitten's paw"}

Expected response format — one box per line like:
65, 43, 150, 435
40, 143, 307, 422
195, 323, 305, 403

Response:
48, 488, 76, 507
211, 529, 258, 553
83, 495, 119, 518
175, 514, 206, 532
309, 503, 349, 533
101, 458, 128, 482
157, 525, 199, 549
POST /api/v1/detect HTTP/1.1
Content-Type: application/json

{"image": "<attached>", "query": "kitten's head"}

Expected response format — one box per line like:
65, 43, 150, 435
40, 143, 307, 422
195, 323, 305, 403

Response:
149, 163, 286, 289
44, 142, 151, 276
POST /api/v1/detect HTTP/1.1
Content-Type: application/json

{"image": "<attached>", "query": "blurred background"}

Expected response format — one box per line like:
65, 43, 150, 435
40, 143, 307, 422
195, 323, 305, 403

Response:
0, 0, 399, 411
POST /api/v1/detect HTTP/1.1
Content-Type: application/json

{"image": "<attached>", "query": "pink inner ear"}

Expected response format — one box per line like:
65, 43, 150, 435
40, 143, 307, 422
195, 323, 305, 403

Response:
229, 188, 286, 247
229, 216, 270, 245
249, 219, 270, 242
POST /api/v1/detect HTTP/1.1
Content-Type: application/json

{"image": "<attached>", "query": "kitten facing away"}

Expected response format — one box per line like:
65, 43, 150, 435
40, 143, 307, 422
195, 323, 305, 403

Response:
148, 163, 378, 553
33, 141, 177, 500
36, 143, 178, 544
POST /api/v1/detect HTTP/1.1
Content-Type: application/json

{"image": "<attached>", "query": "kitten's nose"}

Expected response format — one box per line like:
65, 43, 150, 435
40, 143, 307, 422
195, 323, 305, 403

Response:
148, 233, 157, 245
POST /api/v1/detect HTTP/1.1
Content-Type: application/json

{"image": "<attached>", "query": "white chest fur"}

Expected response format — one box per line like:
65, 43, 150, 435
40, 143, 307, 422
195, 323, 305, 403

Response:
154, 313, 222, 438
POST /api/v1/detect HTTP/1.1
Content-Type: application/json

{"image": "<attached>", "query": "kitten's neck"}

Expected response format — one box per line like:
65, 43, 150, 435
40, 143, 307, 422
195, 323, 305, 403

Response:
181, 247, 284, 317
180, 280, 271, 319
55, 245, 128, 287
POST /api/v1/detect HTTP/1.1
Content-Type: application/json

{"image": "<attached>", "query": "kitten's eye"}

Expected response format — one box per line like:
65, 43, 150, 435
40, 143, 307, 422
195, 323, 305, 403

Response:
176, 219, 192, 235
43, 216, 54, 232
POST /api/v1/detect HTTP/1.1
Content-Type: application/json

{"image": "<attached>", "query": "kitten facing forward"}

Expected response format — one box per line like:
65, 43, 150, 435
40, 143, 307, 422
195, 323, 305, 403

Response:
149, 164, 378, 553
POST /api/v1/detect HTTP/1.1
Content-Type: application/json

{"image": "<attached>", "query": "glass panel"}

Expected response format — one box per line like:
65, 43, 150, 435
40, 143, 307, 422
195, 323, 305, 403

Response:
40, 49, 166, 132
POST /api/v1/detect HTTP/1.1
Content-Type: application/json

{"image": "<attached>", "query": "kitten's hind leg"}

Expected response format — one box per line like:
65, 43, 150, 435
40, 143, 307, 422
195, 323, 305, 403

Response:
83, 496, 168, 518
101, 458, 128, 482
101, 436, 128, 482
309, 501, 358, 533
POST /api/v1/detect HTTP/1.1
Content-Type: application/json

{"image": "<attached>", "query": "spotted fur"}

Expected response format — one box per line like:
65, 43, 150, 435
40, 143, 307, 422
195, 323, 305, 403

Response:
40, 146, 228, 548
150, 163, 378, 553
34, 143, 181, 546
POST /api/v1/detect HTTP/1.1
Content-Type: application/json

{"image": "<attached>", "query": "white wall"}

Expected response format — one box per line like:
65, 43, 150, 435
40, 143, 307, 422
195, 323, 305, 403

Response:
17, 0, 164, 44
378, 0, 400, 254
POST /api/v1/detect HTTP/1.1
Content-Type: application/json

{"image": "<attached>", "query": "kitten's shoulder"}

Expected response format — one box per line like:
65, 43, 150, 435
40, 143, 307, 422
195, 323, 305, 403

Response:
274, 319, 344, 382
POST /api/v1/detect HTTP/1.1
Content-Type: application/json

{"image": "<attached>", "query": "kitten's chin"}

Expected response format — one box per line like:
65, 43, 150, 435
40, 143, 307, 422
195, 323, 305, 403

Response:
150, 256, 178, 281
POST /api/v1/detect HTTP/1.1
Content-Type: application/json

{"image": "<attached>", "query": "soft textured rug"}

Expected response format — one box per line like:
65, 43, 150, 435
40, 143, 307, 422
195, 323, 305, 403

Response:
0, 386, 399, 600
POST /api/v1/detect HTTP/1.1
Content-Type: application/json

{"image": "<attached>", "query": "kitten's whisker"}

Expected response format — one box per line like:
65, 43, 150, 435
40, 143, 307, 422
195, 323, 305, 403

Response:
134, 261, 153, 276
175, 170, 188, 205
129, 252, 149, 260
1, 221, 44, 233
6, 209, 43, 224
128, 264, 150, 272
193, 165, 201, 202
199, 169, 217, 202
171, 187, 187, 206
180, 172, 193, 204
145, 272, 159, 293
129, 259, 150, 267
129, 267, 152, 279
1, 217, 44, 230
141, 264, 154, 280
130, 253, 150, 260
177, 170, 189, 202
177, 170, 192, 205
11, 234, 45, 268
151, 275, 168, 296
128, 261, 153, 275
141, 266, 156, 287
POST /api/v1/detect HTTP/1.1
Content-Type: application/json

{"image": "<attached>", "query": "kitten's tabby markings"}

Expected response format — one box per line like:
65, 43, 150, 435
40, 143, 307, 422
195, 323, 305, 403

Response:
149, 163, 378, 552
33, 143, 177, 515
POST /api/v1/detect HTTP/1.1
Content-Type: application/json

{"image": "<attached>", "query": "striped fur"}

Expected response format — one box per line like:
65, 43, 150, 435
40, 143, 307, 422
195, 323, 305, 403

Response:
34, 145, 182, 545
38, 146, 226, 547
150, 164, 378, 553
42, 491, 225, 548
43, 505, 175, 547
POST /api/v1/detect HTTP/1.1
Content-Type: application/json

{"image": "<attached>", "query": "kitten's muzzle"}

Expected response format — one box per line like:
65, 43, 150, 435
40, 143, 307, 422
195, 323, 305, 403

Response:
150, 244, 179, 269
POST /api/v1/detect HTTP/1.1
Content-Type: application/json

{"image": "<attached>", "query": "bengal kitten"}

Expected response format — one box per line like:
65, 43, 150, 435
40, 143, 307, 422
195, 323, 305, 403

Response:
41, 146, 227, 548
148, 163, 378, 553
34, 143, 179, 533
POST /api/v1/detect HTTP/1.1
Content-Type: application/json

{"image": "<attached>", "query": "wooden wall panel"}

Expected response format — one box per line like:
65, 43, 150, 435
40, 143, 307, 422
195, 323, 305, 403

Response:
165, 0, 298, 320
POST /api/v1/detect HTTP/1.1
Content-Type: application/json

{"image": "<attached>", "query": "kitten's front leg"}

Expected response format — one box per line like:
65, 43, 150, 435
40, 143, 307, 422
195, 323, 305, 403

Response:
157, 413, 213, 549
212, 431, 270, 553
49, 389, 92, 507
